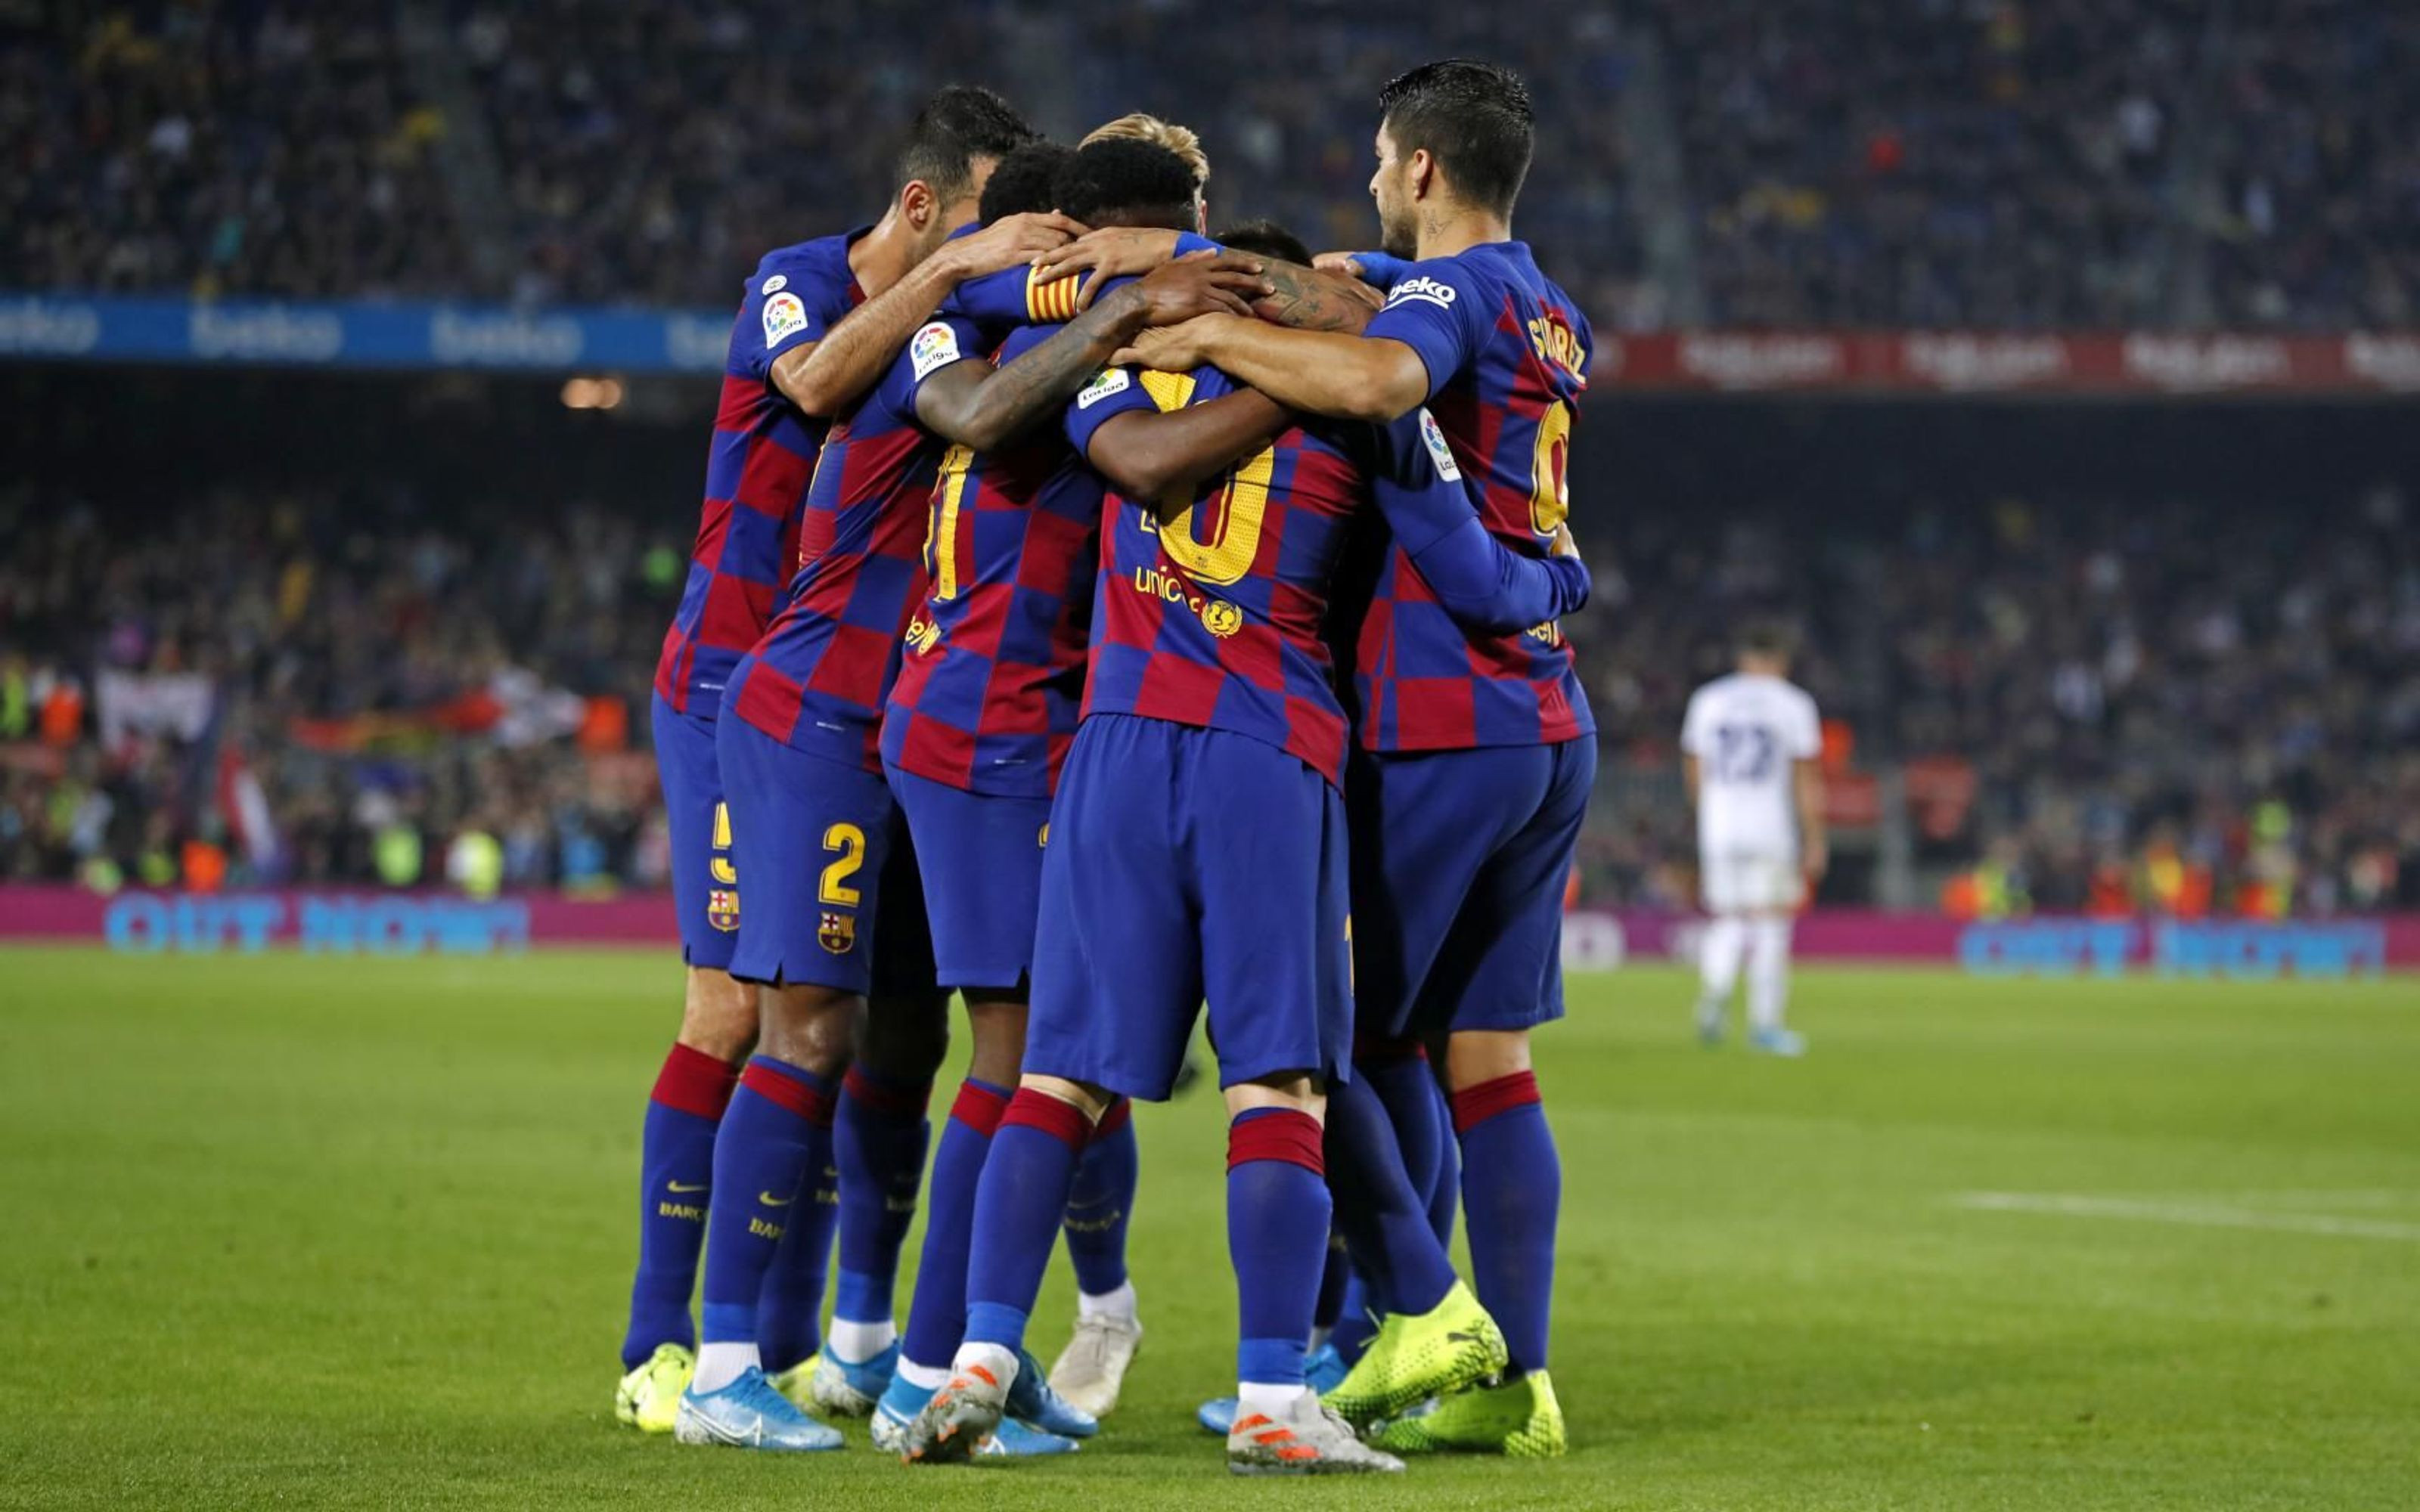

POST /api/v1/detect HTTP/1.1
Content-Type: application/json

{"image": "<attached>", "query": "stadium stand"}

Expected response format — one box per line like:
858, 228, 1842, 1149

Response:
12, 2, 2412, 327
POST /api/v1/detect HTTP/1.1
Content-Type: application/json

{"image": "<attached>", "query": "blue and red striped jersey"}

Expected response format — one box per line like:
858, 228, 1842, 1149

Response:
1064, 364, 1367, 787
1353, 240, 1596, 751
880, 318, 1103, 798
722, 299, 945, 773
654, 231, 867, 717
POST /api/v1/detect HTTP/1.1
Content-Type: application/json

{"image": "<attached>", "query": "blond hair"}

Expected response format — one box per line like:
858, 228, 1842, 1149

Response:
1081, 113, 1210, 188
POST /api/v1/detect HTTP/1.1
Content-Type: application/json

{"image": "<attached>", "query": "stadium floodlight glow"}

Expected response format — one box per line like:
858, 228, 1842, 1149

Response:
560, 376, 625, 410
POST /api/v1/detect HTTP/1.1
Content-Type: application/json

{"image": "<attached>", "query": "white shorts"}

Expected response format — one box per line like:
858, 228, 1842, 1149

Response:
1702, 851, 1803, 915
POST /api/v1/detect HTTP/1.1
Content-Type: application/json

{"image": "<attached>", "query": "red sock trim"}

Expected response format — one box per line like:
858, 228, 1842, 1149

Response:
740, 1058, 837, 1128
1451, 1070, 1541, 1134
1000, 1087, 1091, 1149
948, 1080, 1010, 1136
1227, 1108, 1325, 1174
651, 1043, 740, 1120
1089, 1096, 1133, 1143
1352, 1032, 1426, 1064
843, 1064, 935, 1119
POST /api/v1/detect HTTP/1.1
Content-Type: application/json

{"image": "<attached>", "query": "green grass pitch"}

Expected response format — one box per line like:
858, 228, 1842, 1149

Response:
2, 947, 2415, 1509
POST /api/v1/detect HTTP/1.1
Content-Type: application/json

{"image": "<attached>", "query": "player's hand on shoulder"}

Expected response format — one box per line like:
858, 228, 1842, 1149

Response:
948, 212, 1088, 278
1110, 313, 1234, 373
1312, 250, 1364, 278
1035, 226, 1186, 311
1122, 255, 1270, 329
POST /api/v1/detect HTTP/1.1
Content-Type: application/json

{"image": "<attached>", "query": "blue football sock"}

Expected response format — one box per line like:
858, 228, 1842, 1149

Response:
1454, 1070, 1559, 1374
697, 1056, 837, 1359
961, 1088, 1091, 1357
622, 1043, 737, 1369
899, 1078, 1009, 1368
1425, 1077, 1461, 1250
1360, 1047, 1457, 1249
1228, 1108, 1332, 1389
831, 1064, 932, 1330
1313, 1234, 1350, 1334
1324, 1073, 1457, 1315
1332, 1268, 1378, 1365
1063, 1097, 1137, 1297
757, 1140, 838, 1374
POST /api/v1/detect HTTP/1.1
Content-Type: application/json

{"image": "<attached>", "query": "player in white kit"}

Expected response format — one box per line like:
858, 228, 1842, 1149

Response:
1680, 624, 1826, 1055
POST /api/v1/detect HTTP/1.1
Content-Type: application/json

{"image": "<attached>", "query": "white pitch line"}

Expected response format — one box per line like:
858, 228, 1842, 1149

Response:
1955, 1191, 2420, 1243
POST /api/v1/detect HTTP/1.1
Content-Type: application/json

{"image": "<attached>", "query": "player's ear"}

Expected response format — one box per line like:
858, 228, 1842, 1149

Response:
1409, 148, 1437, 202
899, 178, 937, 233
1193, 194, 1208, 237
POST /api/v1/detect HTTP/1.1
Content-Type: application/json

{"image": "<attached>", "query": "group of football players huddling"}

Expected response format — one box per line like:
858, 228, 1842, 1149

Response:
619, 57, 1598, 1476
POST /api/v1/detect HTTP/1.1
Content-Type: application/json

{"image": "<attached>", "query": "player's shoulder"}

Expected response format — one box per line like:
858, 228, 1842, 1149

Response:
1377, 250, 1490, 318
749, 228, 864, 305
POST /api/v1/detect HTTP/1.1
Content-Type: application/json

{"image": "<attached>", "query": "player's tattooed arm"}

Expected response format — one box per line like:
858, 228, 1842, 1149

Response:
769, 212, 1085, 417
1113, 316, 1429, 423
1249, 260, 1382, 333
1083, 389, 1290, 501
915, 256, 1269, 452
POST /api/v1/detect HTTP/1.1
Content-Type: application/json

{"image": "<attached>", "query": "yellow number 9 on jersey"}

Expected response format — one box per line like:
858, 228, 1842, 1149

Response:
1529, 398, 1572, 536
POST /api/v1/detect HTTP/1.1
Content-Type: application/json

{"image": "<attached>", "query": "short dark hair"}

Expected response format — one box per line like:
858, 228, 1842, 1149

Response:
897, 85, 1036, 200
1212, 218, 1311, 267
1737, 619, 1799, 660
1052, 138, 1197, 228
1377, 60, 1534, 218
979, 141, 1075, 224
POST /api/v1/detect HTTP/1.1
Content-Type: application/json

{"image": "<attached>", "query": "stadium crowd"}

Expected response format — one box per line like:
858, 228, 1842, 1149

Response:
4, 477, 2412, 917
8, 0, 2414, 329
0, 486, 673, 894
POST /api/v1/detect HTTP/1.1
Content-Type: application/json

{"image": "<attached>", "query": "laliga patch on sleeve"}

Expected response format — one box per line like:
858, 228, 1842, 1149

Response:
760, 273, 789, 295
762, 291, 808, 348
909, 321, 963, 380
1075, 367, 1131, 409
1416, 407, 1463, 482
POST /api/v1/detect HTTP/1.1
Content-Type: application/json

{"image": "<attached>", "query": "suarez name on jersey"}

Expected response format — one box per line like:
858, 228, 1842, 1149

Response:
655, 231, 866, 717
1064, 364, 1364, 787
1354, 239, 1594, 751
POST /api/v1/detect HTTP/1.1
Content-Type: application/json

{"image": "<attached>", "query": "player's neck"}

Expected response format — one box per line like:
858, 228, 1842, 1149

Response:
848, 208, 924, 299
1414, 204, 1512, 261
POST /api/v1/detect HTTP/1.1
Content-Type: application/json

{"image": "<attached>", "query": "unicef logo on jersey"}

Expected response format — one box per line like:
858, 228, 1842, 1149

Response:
1385, 276, 1458, 311
1199, 600, 1243, 638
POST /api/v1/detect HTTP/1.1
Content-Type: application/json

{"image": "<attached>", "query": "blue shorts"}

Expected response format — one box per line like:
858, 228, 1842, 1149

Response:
652, 694, 737, 971
1025, 714, 1352, 1101
1348, 737, 1596, 1040
715, 715, 935, 997
886, 764, 1051, 991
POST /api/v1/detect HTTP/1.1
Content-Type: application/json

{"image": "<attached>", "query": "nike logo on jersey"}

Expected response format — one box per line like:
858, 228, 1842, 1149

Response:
757, 1190, 793, 1207
666, 1181, 708, 1193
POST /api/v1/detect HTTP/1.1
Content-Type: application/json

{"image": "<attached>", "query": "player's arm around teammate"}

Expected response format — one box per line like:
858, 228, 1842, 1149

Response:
769, 210, 1082, 419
